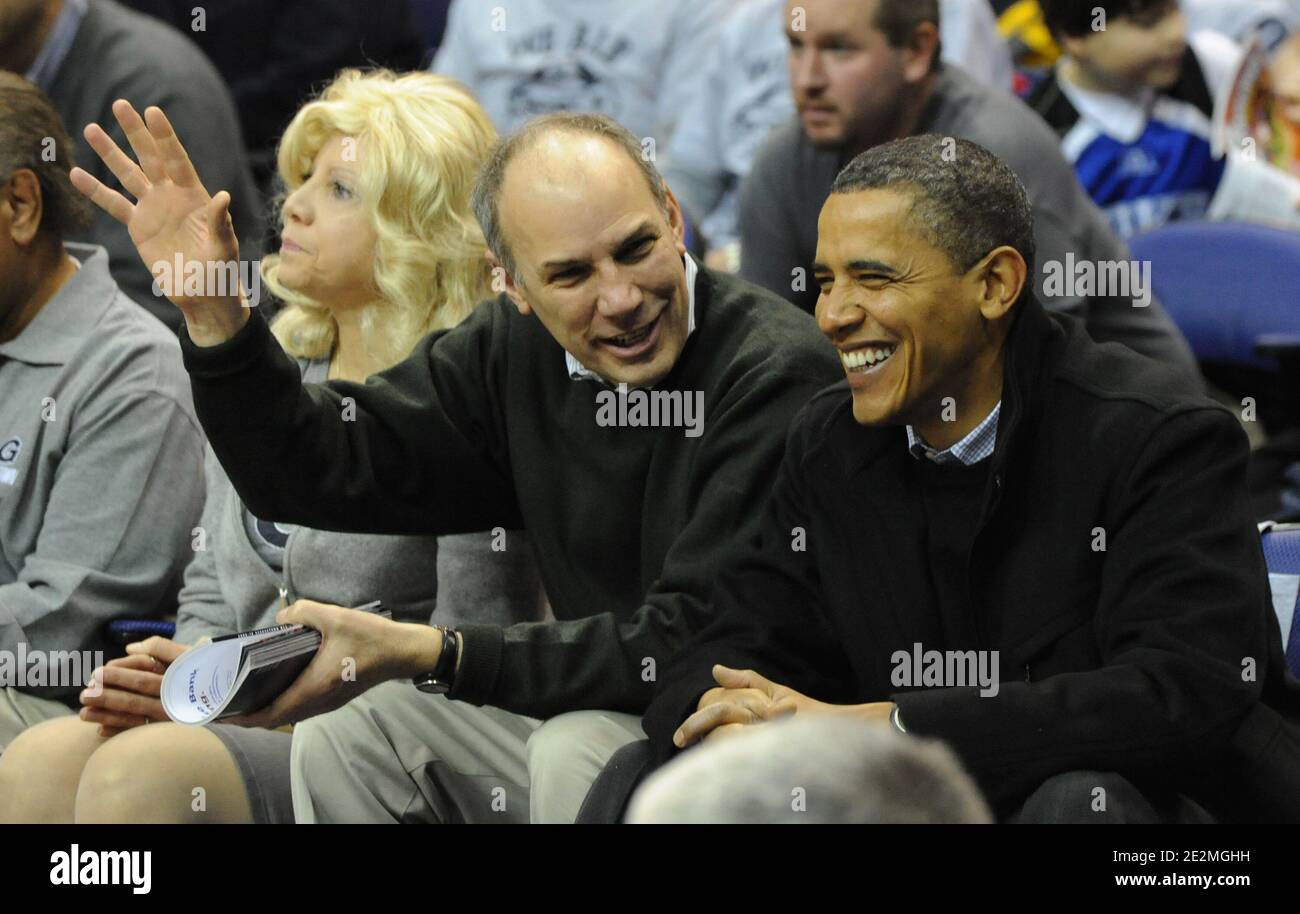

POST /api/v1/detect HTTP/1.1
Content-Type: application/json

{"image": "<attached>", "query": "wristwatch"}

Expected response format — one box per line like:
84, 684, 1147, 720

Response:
412, 626, 459, 694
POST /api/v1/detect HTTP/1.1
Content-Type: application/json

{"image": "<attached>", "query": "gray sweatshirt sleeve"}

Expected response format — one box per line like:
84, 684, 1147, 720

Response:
0, 390, 205, 663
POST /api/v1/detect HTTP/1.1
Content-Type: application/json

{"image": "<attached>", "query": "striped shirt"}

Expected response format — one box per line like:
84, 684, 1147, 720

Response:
907, 401, 1002, 466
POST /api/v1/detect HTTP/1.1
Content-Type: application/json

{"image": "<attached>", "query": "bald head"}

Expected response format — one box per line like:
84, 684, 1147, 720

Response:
468, 113, 690, 390
471, 113, 670, 282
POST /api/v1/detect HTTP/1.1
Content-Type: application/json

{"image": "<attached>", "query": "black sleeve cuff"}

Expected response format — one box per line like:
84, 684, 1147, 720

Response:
178, 305, 272, 379
447, 623, 505, 706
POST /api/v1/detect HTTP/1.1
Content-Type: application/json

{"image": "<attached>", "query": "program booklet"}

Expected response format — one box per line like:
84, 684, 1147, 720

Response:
161, 600, 389, 725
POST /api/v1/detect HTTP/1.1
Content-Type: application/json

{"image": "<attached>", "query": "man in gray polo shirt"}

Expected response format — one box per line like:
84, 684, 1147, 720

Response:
0, 0, 261, 332
740, 0, 1201, 387
0, 74, 204, 750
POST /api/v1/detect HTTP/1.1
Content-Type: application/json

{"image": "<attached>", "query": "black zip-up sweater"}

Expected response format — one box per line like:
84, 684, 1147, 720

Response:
643, 295, 1300, 822
177, 265, 841, 718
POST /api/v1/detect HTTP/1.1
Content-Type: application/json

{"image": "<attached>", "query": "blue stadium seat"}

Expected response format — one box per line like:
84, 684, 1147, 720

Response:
104, 618, 176, 647
1261, 521, 1300, 677
1129, 221, 1300, 370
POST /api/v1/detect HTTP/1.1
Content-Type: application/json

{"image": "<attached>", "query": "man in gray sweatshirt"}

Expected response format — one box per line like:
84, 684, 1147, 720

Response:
0, 74, 204, 750
739, 0, 1201, 386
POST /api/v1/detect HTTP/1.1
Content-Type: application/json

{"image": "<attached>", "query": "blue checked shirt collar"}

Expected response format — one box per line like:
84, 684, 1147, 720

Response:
906, 401, 1002, 466
565, 252, 698, 384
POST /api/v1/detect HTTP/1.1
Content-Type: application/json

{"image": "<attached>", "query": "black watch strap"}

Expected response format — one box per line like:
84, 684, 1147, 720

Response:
412, 626, 459, 694
431, 626, 459, 684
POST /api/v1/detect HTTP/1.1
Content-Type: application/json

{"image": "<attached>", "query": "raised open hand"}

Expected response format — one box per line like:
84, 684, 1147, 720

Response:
69, 100, 248, 341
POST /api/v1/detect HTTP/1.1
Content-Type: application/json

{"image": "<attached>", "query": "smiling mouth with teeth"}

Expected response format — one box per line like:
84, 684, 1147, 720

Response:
840, 344, 897, 373
605, 314, 658, 348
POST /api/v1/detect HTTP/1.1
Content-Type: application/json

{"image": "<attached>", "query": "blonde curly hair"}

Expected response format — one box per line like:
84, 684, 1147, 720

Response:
263, 69, 497, 366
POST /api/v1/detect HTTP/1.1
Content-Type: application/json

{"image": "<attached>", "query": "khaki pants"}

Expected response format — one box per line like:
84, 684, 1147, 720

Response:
0, 688, 75, 753
290, 680, 644, 824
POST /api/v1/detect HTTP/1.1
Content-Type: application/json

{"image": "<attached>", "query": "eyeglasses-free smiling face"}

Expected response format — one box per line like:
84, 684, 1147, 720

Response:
496, 133, 691, 389
813, 188, 1014, 449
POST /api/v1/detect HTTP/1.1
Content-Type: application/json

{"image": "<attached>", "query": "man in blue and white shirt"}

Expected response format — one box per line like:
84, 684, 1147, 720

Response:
1030, 0, 1241, 239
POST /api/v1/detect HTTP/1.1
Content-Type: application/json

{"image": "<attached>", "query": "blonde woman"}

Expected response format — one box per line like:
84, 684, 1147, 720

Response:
0, 70, 544, 824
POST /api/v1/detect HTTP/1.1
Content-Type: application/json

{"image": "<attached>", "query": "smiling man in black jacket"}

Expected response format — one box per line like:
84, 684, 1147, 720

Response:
642, 135, 1300, 823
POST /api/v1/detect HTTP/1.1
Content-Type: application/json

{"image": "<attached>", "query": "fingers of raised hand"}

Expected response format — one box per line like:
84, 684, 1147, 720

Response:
68, 166, 133, 225
143, 105, 204, 190
111, 99, 166, 185
207, 191, 238, 249
82, 121, 150, 199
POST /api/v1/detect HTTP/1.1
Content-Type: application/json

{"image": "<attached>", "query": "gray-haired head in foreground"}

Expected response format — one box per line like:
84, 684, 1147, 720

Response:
831, 135, 1036, 303
626, 715, 993, 824
470, 112, 671, 284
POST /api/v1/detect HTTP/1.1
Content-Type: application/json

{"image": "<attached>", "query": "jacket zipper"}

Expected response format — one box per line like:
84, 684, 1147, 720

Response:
280, 526, 298, 609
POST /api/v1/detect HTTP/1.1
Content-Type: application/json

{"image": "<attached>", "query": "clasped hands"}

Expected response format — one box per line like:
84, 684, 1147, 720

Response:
673, 664, 896, 748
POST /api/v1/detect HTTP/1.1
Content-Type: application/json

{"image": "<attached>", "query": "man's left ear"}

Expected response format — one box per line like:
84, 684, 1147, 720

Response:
902, 22, 941, 83
664, 184, 688, 255
972, 246, 1028, 322
3, 170, 44, 246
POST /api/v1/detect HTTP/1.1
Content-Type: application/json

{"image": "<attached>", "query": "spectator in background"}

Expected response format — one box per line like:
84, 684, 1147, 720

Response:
0, 0, 261, 331
0, 73, 204, 752
738, 0, 1200, 387
1029, 1, 1240, 240
431, 0, 730, 144
626, 716, 994, 823
120, 0, 424, 194
997, 1, 1299, 98
0, 71, 548, 822
665, 0, 1014, 270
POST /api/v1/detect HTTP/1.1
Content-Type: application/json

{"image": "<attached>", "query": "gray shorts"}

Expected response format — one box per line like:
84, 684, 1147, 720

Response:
208, 723, 294, 824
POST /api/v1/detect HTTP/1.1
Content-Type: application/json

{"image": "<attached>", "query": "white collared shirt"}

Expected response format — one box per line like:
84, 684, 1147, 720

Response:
565, 252, 699, 385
